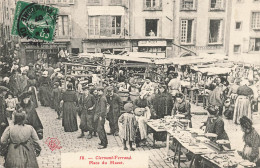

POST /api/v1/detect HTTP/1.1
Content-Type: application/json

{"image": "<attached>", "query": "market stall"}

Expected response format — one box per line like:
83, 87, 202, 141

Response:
145, 116, 257, 168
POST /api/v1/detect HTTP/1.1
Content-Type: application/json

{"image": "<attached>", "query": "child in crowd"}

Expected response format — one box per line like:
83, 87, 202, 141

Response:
5, 92, 18, 120
52, 82, 62, 119
118, 103, 137, 151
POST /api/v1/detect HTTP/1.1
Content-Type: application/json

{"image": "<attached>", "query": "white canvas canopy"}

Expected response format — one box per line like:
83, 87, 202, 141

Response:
78, 53, 152, 63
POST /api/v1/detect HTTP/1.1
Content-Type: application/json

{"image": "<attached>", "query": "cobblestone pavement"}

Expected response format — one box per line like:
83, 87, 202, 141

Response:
0, 103, 260, 168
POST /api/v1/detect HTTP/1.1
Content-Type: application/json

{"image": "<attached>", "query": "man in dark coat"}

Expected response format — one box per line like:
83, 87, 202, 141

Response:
27, 63, 36, 80
94, 87, 108, 149
78, 88, 96, 139
106, 86, 122, 136
0, 88, 9, 137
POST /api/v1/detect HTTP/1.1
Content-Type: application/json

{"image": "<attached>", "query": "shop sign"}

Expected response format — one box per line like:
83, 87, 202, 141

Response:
85, 41, 130, 48
138, 40, 167, 47
24, 43, 67, 49
185, 45, 223, 51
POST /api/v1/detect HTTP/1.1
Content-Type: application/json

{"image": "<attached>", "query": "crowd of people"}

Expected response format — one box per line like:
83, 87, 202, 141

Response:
0, 58, 260, 167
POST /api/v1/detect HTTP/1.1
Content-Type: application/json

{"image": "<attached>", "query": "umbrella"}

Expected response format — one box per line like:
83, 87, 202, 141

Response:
0, 86, 9, 92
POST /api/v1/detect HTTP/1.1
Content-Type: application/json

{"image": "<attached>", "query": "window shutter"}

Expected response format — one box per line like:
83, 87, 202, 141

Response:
58, 16, 62, 36
106, 16, 112, 37
95, 17, 100, 36
193, 19, 197, 45
194, 0, 197, 10
100, 16, 107, 36
88, 17, 94, 36
249, 38, 255, 52
68, 15, 72, 36
68, 0, 74, 4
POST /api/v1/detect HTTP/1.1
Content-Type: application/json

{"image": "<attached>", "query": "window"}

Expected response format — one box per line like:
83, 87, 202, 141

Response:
87, 0, 101, 5
209, 19, 223, 44
181, 0, 196, 10
57, 15, 69, 36
144, 0, 162, 10
233, 45, 241, 53
89, 16, 100, 36
237, 0, 243, 2
112, 16, 121, 35
88, 16, 122, 37
235, 22, 242, 30
252, 12, 260, 30
180, 19, 194, 44
145, 19, 158, 37
210, 0, 224, 10
110, 0, 122, 5
38, 0, 45, 3
72, 48, 79, 54
249, 38, 260, 51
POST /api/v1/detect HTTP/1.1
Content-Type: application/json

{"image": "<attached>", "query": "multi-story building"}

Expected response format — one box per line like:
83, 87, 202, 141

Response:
83, 0, 130, 54
0, 0, 18, 56
18, 0, 88, 65
228, 0, 260, 62
129, 0, 174, 58
172, 0, 232, 57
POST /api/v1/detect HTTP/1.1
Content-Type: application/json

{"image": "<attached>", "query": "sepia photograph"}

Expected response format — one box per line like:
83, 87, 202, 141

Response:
0, 0, 260, 167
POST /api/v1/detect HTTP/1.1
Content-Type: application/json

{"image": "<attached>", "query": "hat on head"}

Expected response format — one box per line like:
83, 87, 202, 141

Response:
96, 86, 104, 91
106, 86, 113, 92
28, 63, 33, 67
19, 91, 32, 100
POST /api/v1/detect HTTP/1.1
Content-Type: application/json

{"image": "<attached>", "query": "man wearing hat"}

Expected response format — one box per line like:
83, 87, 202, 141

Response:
0, 86, 9, 138
27, 63, 36, 80
94, 87, 108, 149
78, 87, 96, 139
106, 86, 122, 136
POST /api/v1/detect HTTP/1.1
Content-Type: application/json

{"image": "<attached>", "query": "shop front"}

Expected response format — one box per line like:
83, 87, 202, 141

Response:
82, 40, 131, 54
131, 39, 173, 58
20, 42, 70, 65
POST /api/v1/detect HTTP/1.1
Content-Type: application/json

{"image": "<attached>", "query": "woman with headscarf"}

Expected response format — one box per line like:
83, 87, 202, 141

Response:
61, 83, 78, 132
19, 91, 43, 140
1, 112, 41, 168
38, 71, 52, 107
238, 116, 260, 167
201, 106, 230, 148
233, 79, 254, 124
133, 90, 151, 147
172, 93, 192, 128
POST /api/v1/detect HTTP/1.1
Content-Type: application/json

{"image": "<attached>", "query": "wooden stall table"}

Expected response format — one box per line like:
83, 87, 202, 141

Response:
167, 130, 216, 168
147, 119, 168, 148
201, 151, 256, 168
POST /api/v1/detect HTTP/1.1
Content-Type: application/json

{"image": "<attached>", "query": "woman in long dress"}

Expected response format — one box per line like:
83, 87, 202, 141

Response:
133, 91, 151, 147
61, 83, 78, 132
38, 71, 52, 107
238, 116, 260, 167
233, 80, 253, 124
1, 112, 41, 168
19, 91, 43, 140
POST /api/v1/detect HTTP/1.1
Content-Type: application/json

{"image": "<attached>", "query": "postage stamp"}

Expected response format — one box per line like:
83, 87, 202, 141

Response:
11, 1, 59, 42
